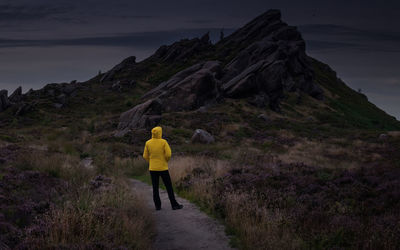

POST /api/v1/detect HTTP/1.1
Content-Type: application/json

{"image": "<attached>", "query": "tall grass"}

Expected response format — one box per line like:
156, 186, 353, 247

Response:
13, 148, 154, 249
25, 181, 153, 249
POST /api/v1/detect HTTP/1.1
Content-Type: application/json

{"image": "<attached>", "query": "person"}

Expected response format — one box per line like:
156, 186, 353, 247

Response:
143, 126, 183, 211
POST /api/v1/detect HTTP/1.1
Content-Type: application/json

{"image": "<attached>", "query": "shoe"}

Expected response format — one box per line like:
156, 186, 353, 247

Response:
172, 204, 183, 210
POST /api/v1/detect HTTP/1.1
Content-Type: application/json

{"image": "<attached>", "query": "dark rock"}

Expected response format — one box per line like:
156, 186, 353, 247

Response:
152, 36, 212, 63
56, 94, 67, 105
191, 129, 215, 144
117, 98, 162, 131
0, 90, 10, 112
62, 84, 76, 95
100, 56, 136, 82
9, 86, 22, 103
142, 61, 221, 112
15, 103, 33, 116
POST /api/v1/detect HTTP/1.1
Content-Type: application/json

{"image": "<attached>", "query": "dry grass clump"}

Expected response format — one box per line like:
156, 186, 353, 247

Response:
24, 181, 153, 249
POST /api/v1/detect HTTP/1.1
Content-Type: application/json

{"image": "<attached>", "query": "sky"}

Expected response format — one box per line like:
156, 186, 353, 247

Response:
0, 0, 399, 119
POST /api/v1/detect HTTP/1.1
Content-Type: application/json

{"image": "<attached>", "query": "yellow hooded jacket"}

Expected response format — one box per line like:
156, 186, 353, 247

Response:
143, 126, 171, 171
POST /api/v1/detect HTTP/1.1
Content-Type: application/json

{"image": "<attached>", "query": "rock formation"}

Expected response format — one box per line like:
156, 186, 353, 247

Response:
117, 98, 162, 133
0, 90, 10, 112
116, 9, 324, 131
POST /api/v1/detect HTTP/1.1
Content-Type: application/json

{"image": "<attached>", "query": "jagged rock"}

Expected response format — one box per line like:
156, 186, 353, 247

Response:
142, 61, 221, 112
100, 56, 136, 82
191, 129, 215, 144
152, 34, 213, 63
214, 9, 323, 109
117, 98, 162, 131
0, 90, 10, 112
9, 86, 22, 103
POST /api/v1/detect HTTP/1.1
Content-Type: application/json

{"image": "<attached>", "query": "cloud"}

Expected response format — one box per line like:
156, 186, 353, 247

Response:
0, 3, 74, 21
298, 24, 400, 52
0, 28, 236, 49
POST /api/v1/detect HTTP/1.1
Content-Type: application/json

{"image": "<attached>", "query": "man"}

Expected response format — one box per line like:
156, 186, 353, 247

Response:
143, 126, 183, 210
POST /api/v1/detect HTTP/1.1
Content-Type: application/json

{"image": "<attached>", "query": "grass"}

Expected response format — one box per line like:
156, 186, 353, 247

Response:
8, 142, 155, 249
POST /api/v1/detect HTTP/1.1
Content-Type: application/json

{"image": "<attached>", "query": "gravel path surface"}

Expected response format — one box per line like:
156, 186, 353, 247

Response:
130, 179, 235, 250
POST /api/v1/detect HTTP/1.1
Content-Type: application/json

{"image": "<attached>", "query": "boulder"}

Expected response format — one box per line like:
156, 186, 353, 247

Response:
117, 98, 162, 131
191, 129, 215, 144
0, 90, 10, 112
142, 61, 221, 112
379, 134, 388, 141
9, 86, 22, 103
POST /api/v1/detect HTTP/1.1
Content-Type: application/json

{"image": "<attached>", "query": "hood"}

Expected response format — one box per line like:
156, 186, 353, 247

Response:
151, 126, 162, 139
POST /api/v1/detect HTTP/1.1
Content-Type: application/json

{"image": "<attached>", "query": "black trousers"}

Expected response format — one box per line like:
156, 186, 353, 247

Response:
149, 170, 179, 208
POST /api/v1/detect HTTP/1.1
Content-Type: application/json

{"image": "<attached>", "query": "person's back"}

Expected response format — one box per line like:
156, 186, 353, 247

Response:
143, 127, 171, 171
143, 126, 183, 210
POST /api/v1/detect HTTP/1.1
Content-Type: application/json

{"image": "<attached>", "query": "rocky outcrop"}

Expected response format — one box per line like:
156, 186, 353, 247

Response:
117, 98, 162, 134
142, 61, 221, 112
218, 9, 323, 110
0, 90, 10, 112
9, 86, 22, 103
100, 56, 136, 83
115, 9, 325, 131
152, 32, 212, 63
191, 129, 215, 144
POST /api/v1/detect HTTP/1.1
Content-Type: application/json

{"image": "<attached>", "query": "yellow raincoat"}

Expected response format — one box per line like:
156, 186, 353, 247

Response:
143, 126, 171, 171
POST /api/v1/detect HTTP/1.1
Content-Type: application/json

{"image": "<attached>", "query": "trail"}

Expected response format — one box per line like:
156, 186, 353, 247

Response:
130, 179, 235, 250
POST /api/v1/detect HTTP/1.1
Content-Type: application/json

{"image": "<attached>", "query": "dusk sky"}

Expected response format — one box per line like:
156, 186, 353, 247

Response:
0, 0, 399, 119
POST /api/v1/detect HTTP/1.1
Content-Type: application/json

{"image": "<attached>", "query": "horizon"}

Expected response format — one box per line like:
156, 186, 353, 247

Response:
0, 0, 399, 120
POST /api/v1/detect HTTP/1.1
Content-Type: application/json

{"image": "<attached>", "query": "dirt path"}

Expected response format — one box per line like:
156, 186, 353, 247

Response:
130, 179, 235, 250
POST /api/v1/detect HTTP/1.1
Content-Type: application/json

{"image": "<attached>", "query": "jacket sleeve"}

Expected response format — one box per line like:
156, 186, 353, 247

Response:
143, 142, 150, 162
164, 140, 172, 162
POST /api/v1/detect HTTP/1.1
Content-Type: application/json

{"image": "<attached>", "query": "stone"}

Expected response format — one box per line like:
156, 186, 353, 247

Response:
101, 56, 136, 82
191, 129, 215, 144
142, 61, 221, 112
0, 90, 10, 112
379, 134, 388, 141
117, 98, 162, 130
9, 86, 22, 103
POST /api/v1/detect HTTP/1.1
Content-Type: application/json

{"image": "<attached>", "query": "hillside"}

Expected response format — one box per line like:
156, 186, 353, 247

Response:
1, 9, 400, 249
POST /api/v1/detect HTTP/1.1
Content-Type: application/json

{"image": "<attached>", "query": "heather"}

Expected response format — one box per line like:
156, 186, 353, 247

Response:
170, 146, 400, 249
